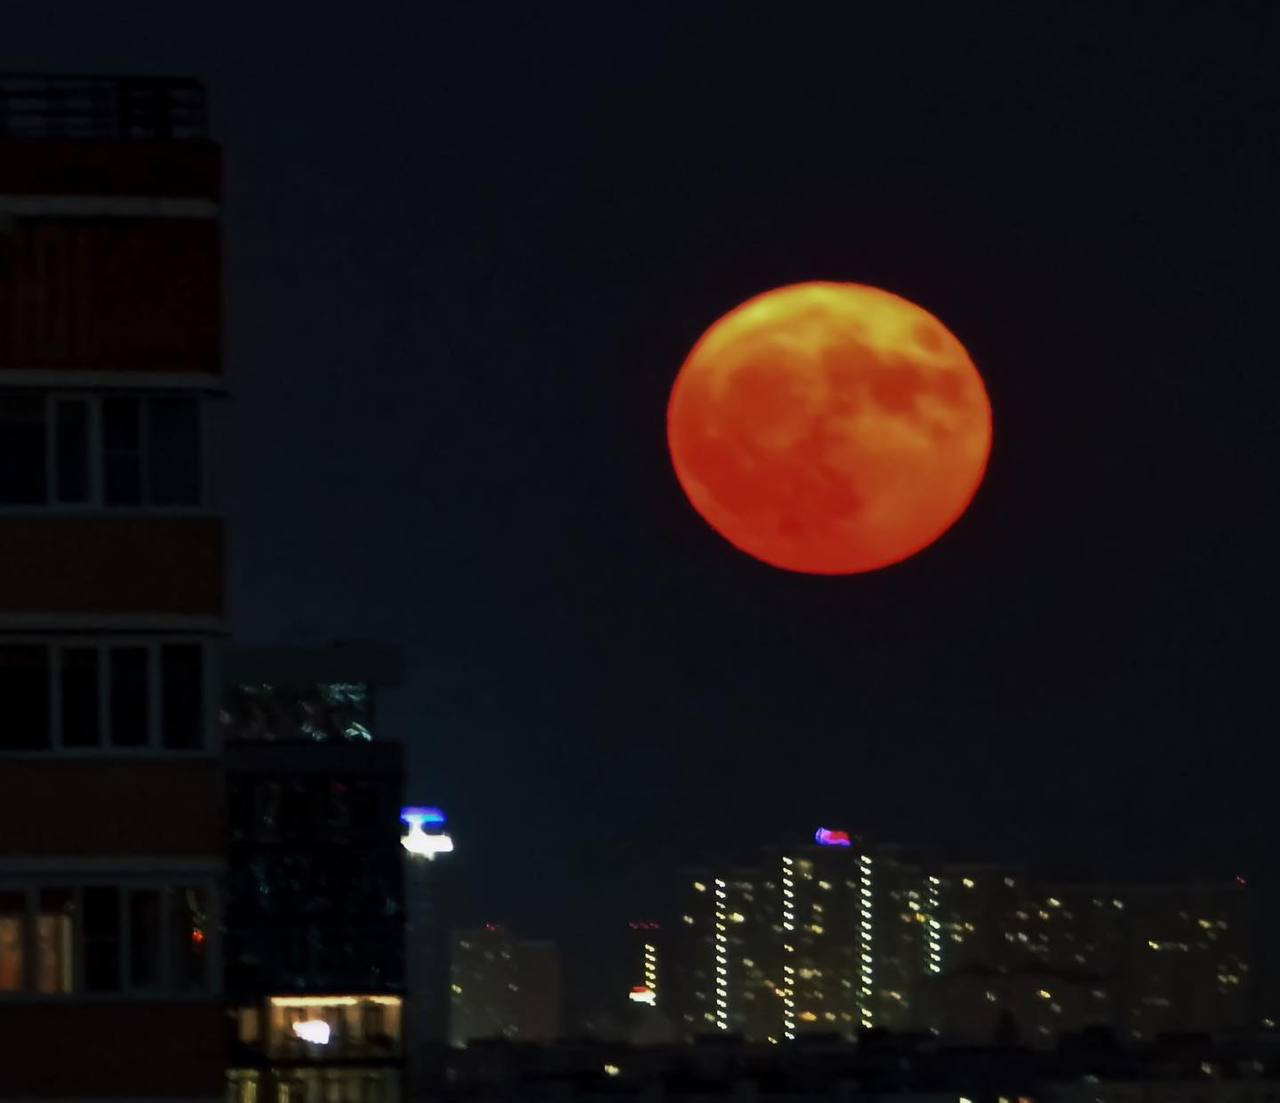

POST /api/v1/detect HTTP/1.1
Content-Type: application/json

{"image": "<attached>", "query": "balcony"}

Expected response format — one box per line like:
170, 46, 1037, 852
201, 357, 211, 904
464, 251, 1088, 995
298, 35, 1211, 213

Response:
0, 75, 218, 200
0, 75, 207, 141
0, 515, 223, 619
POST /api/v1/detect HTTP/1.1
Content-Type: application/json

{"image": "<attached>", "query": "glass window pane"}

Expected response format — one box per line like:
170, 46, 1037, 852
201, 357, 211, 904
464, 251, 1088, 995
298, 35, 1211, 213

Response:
102, 397, 142, 505
61, 646, 101, 747
83, 886, 120, 992
0, 891, 25, 992
161, 644, 203, 749
109, 647, 149, 747
0, 396, 47, 504
128, 889, 162, 989
172, 885, 210, 991
147, 398, 202, 505
54, 399, 90, 503
0, 645, 51, 750
37, 887, 75, 993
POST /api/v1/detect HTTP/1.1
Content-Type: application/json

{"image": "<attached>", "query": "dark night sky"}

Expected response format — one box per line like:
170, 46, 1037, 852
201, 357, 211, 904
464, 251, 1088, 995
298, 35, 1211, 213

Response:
7, 2, 1278, 1014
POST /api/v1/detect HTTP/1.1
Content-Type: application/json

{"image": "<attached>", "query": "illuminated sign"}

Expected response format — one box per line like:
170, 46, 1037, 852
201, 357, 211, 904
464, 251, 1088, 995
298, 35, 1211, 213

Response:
402, 807, 453, 859
629, 985, 656, 1005
402, 828, 454, 859
814, 828, 851, 847
292, 1020, 332, 1045
401, 807, 446, 828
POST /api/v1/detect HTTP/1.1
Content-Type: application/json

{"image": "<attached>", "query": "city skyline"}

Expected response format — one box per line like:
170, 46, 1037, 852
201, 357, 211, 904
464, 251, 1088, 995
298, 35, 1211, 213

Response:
1, 2, 1276, 1093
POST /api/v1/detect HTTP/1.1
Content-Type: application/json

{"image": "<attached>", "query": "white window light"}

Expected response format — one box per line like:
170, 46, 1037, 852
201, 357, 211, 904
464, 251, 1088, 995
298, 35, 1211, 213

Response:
292, 1020, 332, 1045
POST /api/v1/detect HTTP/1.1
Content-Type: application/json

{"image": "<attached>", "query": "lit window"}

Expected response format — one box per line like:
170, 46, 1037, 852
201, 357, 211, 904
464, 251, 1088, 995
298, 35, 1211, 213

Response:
0, 892, 24, 991
34, 889, 74, 993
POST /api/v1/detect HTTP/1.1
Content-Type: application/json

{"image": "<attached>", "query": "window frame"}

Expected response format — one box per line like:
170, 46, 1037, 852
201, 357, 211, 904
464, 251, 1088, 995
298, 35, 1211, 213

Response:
0, 876, 220, 1001
0, 391, 211, 514
0, 636, 215, 756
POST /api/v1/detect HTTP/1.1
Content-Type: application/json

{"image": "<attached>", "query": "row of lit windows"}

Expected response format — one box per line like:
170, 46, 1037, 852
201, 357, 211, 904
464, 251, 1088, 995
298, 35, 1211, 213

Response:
0, 881, 213, 996
713, 880, 728, 1030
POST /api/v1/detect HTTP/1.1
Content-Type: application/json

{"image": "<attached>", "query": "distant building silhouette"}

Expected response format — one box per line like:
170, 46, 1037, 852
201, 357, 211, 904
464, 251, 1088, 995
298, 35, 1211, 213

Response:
666, 832, 1254, 1048
222, 643, 406, 1103
450, 925, 561, 1045
403, 801, 461, 1083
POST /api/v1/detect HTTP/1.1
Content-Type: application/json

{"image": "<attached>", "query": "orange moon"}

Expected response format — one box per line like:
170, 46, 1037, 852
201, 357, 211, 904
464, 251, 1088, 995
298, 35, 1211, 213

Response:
667, 282, 992, 574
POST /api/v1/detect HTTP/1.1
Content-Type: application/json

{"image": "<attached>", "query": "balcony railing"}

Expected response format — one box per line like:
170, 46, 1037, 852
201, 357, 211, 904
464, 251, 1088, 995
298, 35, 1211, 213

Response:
0, 74, 207, 140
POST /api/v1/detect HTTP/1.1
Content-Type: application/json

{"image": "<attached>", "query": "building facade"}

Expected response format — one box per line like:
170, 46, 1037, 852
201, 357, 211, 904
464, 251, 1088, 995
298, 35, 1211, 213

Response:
403, 804, 461, 1083
0, 73, 226, 1101
223, 644, 406, 1103
449, 925, 562, 1046
665, 834, 1254, 1050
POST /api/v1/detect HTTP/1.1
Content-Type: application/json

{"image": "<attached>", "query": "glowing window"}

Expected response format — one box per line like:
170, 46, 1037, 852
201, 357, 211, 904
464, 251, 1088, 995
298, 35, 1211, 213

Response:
0, 892, 24, 991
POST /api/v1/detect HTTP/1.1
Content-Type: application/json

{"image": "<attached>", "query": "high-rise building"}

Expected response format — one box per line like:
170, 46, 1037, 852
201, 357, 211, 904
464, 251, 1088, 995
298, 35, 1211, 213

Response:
668, 831, 940, 1043
664, 833, 1254, 1049
403, 804, 460, 1080
773, 837, 869, 1039
923, 877, 1253, 1047
668, 868, 718, 1037
625, 920, 662, 1009
222, 644, 406, 1103
0, 74, 225, 1102
870, 844, 945, 1031
1035, 881, 1253, 1041
449, 925, 561, 1046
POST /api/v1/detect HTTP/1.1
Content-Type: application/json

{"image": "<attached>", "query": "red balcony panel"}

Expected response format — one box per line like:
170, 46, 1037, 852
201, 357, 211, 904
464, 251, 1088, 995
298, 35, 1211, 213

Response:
0, 218, 220, 374
0, 516, 223, 618
0, 1001, 224, 1098
0, 140, 220, 200
0, 759, 222, 857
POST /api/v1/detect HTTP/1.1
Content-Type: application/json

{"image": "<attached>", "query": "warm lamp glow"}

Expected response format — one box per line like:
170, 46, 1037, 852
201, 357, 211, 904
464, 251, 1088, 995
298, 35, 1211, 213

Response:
292, 1020, 332, 1045
667, 282, 991, 574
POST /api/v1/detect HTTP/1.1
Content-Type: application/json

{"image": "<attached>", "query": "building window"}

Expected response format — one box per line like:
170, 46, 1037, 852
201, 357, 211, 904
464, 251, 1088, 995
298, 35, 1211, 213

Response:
83, 886, 121, 992
54, 398, 90, 502
0, 639, 210, 753
0, 645, 50, 751
0, 891, 24, 991
172, 885, 209, 991
0, 396, 47, 504
161, 645, 204, 749
129, 889, 163, 989
0, 393, 207, 510
109, 647, 150, 747
37, 888, 75, 993
60, 646, 101, 748
0, 881, 216, 997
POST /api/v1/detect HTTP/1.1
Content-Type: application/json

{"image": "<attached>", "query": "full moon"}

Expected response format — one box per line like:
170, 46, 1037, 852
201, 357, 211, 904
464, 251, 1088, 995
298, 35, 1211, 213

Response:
667, 282, 992, 574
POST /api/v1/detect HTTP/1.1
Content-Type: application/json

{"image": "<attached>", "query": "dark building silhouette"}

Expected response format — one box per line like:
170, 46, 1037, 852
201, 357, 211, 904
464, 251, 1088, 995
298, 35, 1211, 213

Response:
450, 925, 561, 1045
0, 73, 225, 1102
223, 643, 406, 1103
403, 802, 462, 1083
